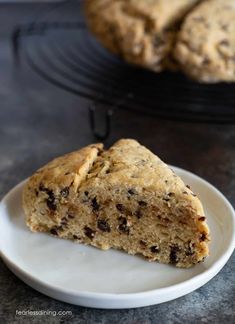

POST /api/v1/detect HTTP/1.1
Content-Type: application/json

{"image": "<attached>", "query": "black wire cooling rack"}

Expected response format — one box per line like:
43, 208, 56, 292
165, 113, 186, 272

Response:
12, 0, 235, 139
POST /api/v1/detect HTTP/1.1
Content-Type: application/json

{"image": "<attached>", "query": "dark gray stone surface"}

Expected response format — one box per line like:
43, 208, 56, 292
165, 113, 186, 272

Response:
0, 2, 234, 324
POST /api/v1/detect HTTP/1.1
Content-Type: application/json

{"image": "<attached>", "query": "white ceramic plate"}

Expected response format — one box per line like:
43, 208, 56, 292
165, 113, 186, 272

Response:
0, 167, 235, 309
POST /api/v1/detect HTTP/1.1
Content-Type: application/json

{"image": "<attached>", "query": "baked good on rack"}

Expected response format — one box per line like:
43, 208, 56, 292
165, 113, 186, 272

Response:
174, 0, 235, 82
84, 0, 200, 72
23, 139, 210, 268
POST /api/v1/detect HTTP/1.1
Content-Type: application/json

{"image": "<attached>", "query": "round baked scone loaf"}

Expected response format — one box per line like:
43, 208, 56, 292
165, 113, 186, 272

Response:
175, 0, 235, 82
23, 139, 210, 268
84, 0, 200, 72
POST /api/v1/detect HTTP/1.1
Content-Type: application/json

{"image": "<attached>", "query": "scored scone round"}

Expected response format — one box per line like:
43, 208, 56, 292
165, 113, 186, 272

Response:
84, 0, 201, 72
174, 0, 235, 82
23, 139, 210, 268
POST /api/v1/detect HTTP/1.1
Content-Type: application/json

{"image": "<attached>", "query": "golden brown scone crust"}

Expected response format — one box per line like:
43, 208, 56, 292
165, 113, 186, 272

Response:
23, 144, 103, 230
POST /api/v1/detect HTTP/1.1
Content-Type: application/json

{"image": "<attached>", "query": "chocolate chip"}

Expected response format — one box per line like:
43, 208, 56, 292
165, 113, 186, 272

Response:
47, 188, 55, 197
116, 204, 125, 212
97, 148, 103, 156
84, 191, 89, 196
73, 235, 80, 240
200, 233, 207, 241
47, 198, 57, 211
118, 217, 130, 234
199, 216, 206, 221
118, 224, 130, 234
170, 245, 180, 264
84, 226, 96, 239
39, 185, 57, 211
60, 187, 70, 198
67, 214, 75, 219
150, 246, 160, 253
91, 197, 99, 212
47, 190, 55, 200
183, 191, 188, 195
39, 184, 52, 195
35, 190, 39, 197
186, 242, 195, 256
50, 228, 58, 236
118, 216, 126, 222
163, 193, 174, 201
186, 185, 191, 189
134, 209, 143, 219
139, 240, 147, 247
118, 216, 127, 224
45, 189, 57, 211
97, 219, 111, 232
64, 172, 70, 175
163, 197, 170, 202
138, 201, 147, 207
39, 183, 46, 191
186, 250, 194, 256
128, 188, 137, 195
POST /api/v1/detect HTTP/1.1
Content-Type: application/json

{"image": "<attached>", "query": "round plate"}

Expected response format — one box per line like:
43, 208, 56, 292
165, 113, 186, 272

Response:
0, 167, 234, 309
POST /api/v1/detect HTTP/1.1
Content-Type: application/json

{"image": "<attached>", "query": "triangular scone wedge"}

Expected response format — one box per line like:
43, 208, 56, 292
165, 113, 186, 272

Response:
23, 139, 210, 268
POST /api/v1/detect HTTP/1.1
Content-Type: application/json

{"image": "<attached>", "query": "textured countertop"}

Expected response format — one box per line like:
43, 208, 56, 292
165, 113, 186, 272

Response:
0, 2, 235, 324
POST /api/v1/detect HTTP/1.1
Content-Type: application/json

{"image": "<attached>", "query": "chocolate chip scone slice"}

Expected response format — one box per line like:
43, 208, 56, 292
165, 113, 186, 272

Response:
175, 0, 235, 82
23, 139, 210, 268
84, 0, 201, 72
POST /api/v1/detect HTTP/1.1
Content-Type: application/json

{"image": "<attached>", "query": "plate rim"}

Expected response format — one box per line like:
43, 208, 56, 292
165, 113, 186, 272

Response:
0, 166, 235, 306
